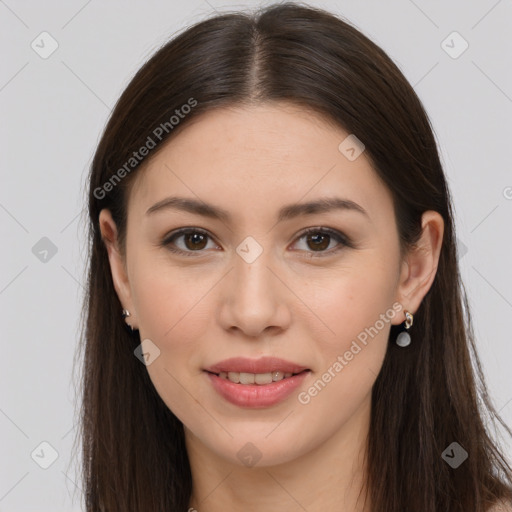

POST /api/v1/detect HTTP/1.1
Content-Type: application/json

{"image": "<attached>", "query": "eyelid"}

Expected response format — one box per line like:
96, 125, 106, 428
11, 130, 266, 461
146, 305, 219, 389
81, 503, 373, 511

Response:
160, 226, 353, 257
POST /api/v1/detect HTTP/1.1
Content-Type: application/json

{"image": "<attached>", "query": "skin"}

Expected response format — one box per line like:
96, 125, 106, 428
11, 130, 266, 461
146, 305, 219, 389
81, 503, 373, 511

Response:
99, 102, 444, 511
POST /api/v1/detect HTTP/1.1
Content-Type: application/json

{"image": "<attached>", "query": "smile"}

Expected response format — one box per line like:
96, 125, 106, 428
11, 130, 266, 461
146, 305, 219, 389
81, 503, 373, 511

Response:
204, 369, 311, 408
209, 370, 307, 385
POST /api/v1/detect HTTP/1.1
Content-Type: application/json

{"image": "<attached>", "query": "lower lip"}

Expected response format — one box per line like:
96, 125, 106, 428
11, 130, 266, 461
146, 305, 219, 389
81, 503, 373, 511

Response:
205, 371, 310, 408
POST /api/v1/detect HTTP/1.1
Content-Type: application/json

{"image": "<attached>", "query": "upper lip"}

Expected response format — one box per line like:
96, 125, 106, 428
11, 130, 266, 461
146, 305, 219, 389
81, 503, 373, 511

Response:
204, 356, 310, 375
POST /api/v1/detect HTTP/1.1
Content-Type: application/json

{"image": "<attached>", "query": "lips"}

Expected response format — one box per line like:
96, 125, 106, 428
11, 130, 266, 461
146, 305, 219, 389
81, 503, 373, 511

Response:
203, 357, 311, 407
204, 356, 310, 375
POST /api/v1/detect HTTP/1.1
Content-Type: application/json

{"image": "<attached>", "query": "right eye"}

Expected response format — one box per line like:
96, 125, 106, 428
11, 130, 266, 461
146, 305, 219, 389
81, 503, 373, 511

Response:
161, 228, 220, 256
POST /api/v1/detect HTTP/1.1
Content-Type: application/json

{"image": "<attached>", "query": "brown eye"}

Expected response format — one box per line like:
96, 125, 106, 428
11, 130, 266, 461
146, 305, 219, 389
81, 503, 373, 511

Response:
162, 228, 218, 256
183, 232, 208, 250
292, 227, 350, 256
305, 232, 331, 251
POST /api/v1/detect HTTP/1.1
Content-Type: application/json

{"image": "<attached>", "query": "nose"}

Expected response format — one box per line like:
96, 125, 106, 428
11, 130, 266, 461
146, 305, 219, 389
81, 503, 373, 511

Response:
217, 250, 291, 339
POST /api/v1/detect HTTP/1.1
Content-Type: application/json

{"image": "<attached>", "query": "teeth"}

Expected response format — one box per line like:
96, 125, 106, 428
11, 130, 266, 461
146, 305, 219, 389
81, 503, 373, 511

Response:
272, 371, 284, 382
255, 373, 273, 385
217, 371, 299, 385
227, 372, 240, 383
239, 372, 255, 384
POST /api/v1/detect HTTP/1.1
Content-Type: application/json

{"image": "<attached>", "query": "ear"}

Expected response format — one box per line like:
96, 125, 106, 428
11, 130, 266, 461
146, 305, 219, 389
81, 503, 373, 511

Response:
393, 210, 444, 324
98, 209, 137, 328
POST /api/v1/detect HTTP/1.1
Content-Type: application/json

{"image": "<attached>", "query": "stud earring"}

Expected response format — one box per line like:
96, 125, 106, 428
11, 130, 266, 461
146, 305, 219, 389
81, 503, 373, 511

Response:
396, 310, 413, 347
121, 309, 135, 331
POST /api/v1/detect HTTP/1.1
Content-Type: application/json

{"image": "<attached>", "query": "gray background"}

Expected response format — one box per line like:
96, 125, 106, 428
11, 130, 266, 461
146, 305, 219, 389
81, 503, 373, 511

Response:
1, 0, 511, 510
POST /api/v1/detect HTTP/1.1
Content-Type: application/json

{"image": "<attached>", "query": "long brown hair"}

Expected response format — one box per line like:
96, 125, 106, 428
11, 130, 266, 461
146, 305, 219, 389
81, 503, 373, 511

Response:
75, 2, 512, 510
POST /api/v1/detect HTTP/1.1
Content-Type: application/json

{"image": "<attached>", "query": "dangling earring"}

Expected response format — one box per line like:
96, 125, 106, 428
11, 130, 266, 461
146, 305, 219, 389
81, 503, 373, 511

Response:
396, 310, 413, 347
121, 308, 135, 331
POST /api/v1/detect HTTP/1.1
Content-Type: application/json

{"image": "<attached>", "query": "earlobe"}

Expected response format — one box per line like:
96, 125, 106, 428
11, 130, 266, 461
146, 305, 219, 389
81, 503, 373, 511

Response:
394, 210, 444, 323
98, 209, 135, 322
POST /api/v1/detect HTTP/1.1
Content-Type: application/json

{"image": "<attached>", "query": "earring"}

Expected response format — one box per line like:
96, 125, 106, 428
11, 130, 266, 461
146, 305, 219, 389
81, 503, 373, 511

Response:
396, 310, 413, 347
121, 309, 135, 331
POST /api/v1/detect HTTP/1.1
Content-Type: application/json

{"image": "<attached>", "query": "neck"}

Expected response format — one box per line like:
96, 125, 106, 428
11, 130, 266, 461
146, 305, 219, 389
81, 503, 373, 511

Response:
186, 396, 372, 512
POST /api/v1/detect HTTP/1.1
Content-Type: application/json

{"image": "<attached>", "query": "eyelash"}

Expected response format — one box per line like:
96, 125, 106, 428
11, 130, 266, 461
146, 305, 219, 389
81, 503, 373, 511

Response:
160, 226, 353, 258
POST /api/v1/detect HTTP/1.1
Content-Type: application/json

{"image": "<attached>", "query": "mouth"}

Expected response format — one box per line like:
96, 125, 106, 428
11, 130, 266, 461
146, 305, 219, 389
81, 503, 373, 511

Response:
203, 356, 311, 407
204, 367, 311, 408
204, 369, 310, 385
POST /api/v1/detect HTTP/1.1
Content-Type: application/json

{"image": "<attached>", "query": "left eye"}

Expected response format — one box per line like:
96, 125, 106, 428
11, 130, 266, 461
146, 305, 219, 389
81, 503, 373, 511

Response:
161, 227, 349, 257
292, 227, 348, 256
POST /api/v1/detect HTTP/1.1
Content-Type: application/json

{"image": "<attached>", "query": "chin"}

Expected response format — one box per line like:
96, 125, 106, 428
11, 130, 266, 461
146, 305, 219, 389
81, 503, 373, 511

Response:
197, 427, 313, 469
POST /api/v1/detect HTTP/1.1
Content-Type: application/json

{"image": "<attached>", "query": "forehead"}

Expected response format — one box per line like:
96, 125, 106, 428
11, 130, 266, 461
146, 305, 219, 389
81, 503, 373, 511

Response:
128, 103, 394, 224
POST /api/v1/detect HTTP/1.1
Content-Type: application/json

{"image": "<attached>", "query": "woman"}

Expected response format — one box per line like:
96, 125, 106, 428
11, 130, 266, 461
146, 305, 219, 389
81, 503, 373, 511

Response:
77, 2, 512, 510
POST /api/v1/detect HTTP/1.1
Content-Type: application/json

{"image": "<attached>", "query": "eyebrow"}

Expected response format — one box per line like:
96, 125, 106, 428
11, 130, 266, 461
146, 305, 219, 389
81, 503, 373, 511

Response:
145, 196, 369, 223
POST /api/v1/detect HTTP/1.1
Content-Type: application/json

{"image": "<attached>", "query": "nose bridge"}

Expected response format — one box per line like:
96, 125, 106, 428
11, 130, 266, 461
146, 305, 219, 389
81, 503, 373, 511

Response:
236, 249, 274, 300
219, 239, 290, 336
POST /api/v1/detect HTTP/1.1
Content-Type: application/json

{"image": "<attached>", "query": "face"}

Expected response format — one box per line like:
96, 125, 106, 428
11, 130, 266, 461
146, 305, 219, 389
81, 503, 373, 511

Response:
100, 102, 435, 468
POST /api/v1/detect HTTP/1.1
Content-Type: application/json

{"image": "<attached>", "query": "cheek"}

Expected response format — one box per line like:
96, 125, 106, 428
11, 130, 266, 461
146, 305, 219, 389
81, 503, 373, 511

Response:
129, 248, 212, 343
129, 264, 213, 424
292, 271, 395, 440
311, 260, 397, 348
301, 256, 398, 412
